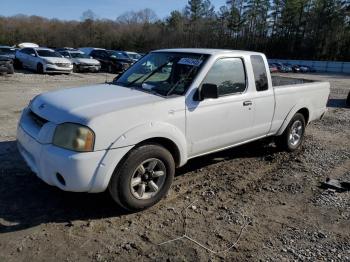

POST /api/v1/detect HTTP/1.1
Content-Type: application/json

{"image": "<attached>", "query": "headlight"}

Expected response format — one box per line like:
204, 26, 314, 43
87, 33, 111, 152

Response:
53, 123, 95, 152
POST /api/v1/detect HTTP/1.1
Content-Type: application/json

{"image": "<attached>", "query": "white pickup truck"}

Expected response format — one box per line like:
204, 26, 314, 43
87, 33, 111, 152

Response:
17, 49, 330, 210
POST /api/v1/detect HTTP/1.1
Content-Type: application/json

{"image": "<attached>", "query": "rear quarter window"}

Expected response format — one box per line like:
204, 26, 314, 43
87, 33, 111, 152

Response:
251, 55, 268, 91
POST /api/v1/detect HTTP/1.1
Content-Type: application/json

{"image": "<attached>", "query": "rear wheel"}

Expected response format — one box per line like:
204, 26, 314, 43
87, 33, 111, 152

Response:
276, 113, 306, 151
107, 64, 113, 73
73, 64, 79, 73
14, 59, 22, 69
108, 144, 175, 211
37, 63, 44, 74
346, 92, 350, 107
7, 63, 14, 74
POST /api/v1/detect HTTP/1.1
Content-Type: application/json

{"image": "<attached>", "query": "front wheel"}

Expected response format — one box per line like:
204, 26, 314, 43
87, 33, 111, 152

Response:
37, 63, 44, 74
7, 63, 14, 74
73, 64, 78, 73
346, 92, 350, 107
276, 113, 306, 152
108, 144, 175, 211
107, 64, 114, 73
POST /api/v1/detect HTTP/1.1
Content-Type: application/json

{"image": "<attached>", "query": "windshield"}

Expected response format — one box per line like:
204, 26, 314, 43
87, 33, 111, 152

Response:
0, 48, 15, 55
37, 50, 62, 58
114, 52, 208, 96
108, 50, 130, 59
70, 52, 90, 58
128, 53, 141, 59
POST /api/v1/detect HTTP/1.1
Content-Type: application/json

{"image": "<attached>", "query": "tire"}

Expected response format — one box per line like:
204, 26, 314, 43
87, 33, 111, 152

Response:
108, 144, 175, 211
108, 64, 113, 73
37, 63, 44, 74
14, 59, 22, 69
73, 64, 78, 73
7, 64, 14, 74
276, 113, 306, 152
346, 92, 350, 107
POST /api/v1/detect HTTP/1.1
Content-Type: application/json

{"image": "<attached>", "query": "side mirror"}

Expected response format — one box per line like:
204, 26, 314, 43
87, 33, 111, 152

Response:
200, 83, 218, 100
65, 56, 70, 58
31, 53, 36, 57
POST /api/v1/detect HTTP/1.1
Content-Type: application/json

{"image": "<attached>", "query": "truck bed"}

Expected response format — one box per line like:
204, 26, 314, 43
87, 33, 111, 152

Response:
272, 75, 315, 87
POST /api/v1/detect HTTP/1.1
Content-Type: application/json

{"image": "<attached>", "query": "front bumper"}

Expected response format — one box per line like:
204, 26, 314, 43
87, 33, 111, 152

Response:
44, 64, 73, 73
17, 125, 132, 193
78, 64, 101, 72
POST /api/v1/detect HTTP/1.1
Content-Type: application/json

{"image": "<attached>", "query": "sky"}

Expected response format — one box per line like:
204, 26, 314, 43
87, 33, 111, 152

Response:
1, 0, 227, 20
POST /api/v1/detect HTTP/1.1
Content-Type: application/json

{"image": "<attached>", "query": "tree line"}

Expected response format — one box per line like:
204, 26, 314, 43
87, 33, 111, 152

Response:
0, 0, 349, 60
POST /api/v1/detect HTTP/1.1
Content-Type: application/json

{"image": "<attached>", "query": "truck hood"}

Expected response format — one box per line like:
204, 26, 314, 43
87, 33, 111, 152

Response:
30, 84, 163, 124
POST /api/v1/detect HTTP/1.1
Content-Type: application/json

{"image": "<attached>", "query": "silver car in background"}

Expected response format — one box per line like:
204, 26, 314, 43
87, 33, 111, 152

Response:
15, 47, 73, 74
57, 48, 101, 73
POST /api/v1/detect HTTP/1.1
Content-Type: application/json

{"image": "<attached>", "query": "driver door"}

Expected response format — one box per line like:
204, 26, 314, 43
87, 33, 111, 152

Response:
186, 57, 254, 157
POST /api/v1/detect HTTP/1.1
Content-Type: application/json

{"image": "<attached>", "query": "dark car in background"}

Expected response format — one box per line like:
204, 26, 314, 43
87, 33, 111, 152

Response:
0, 46, 17, 60
0, 57, 14, 74
79, 48, 132, 73
289, 64, 301, 73
268, 63, 278, 73
273, 62, 292, 73
298, 65, 316, 73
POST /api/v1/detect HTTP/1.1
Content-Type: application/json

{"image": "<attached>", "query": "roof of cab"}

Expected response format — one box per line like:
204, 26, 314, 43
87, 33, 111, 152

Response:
153, 48, 264, 56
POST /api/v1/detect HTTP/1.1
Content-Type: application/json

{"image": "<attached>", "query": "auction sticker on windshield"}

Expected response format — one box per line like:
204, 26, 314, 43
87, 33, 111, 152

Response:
178, 58, 203, 67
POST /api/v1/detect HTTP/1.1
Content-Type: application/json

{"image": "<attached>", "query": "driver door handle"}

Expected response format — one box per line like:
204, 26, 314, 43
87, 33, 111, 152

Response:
243, 101, 252, 106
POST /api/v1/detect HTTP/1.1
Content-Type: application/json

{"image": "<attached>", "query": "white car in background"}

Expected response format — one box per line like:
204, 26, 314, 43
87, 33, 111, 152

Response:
57, 48, 101, 73
126, 51, 142, 62
15, 47, 73, 74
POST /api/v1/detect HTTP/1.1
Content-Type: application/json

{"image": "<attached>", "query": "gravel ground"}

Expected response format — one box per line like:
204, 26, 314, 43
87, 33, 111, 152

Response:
0, 71, 349, 261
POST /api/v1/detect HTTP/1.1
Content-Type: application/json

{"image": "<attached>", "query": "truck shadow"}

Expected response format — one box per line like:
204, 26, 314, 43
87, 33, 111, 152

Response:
0, 138, 277, 233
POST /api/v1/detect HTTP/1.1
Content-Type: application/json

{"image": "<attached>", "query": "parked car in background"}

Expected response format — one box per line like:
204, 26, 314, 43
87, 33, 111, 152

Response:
288, 64, 301, 73
268, 63, 278, 73
80, 48, 132, 73
299, 65, 316, 73
281, 63, 293, 72
125, 51, 142, 62
16, 49, 330, 211
297, 65, 308, 73
0, 46, 17, 60
273, 62, 291, 73
15, 47, 73, 74
0, 57, 14, 74
56, 48, 101, 72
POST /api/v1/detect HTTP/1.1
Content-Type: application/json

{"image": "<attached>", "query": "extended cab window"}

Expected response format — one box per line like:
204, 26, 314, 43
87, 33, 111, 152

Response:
251, 55, 268, 91
203, 58, 246, 96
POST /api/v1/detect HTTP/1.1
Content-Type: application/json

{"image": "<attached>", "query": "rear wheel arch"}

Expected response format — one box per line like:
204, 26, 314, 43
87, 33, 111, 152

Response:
277, 104, 310, 136
297, 107, 309, 124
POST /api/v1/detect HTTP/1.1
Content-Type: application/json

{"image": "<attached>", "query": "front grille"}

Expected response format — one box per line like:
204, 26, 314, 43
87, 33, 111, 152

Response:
55, 63, 71, 68
29, 110, 48, 128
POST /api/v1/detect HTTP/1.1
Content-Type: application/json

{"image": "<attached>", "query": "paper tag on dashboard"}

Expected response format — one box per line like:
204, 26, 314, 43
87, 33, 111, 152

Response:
178, 58, 203, 67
